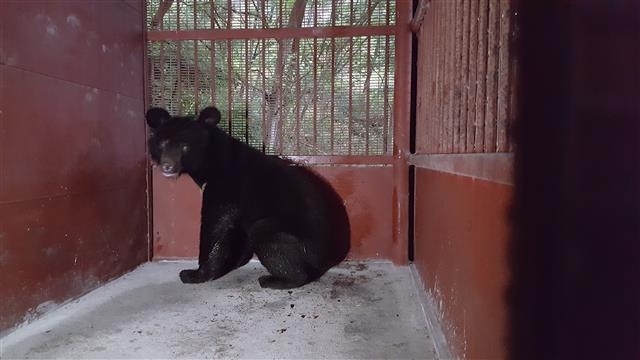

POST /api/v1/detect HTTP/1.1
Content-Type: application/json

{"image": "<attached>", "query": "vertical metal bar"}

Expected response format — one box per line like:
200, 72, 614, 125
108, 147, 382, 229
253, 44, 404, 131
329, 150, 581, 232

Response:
313, 0, 317, 27
194, 40, 200, 112
244, 0, 249, 28
245, 0, 250, 145
496, 0, 511, 152
312, 40, 318, 152
430, 2, 438, 153
392, 0, 412, 264
449, 0, 457, 153
460, 0, 471, 152
484, 0, 499, 152
159, 41, 166, 108
466, 0, 479, 151
210, 1, 217, 105
277, 62, 284, 152
226, 0, 232, 133
189, 0, 198, 112
330, 35, 336, 154
441, 0, 449, 153
261, 0, 267, 152
365, 37, 371, 155
364, 0, 372, 155
433, 0, 441, 153
348, 0, 354, 154
193, 0, 198, 30
383, 0, 391, 154
142, 0, 154, 261
227, 40, 233, 133
261, 38, 267, 152
432, 3, 439, 153
445, 0, 454, 153
177, 2, 183, 114
507, 24, 517, 153
424, 3, 433, 153
330, 2, 336, 154
193, 1, 199, 111
453, 0, 463, 153
383, 34, 390, 154
295, 40, 301, 154
176, 0, 181, 30
474, 0, 489, 152
155, 1, 166, 108
313, 1, 318, 152
245, 42, 250, 145
278, 86, 284, 154
433, 1, 445, 153
276, 0, 284, 154
431, 0, 439, 152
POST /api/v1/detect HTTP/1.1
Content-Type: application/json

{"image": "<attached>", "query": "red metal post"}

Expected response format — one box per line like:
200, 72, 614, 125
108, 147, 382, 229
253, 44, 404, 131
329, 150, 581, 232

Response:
391, 0, 412, 264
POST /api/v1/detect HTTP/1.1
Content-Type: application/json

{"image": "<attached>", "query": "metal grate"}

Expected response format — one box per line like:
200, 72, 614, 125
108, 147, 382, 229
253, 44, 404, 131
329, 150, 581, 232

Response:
147, 0, 395, 156
147, 0, 396, 31
414, 0, 516, 154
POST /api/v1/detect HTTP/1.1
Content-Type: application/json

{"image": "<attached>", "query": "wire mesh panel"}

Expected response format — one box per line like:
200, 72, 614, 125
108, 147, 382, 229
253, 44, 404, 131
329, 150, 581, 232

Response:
414, 0, 516, 154
147, 0, 396, 30
147, 0, 396, 156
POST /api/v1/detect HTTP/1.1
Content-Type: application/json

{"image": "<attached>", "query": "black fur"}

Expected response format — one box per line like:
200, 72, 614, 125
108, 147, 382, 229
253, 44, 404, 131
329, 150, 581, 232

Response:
146, 106, 350, 289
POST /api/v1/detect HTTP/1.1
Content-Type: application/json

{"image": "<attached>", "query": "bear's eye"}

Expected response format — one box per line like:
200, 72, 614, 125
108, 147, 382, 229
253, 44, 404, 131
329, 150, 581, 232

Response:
182, 144, 189, 153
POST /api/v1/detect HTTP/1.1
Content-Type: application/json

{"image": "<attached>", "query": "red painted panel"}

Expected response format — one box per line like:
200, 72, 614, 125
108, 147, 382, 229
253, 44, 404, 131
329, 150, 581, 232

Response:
0, 66, 146, 203
413, 168, 511, 359
0, 187, 147, 331
314, 166, 394, 260
0, 1, 147, 333
151, 171, 201, 259
1, 0, 143, 99
152, 166, 394, 260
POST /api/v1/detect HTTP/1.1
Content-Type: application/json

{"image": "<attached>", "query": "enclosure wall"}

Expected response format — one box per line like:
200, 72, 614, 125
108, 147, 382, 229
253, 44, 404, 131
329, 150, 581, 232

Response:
153, 165, 394, 259
0, 0, 148, 333
147, 0, 413, 263
411, 0, 514, 358
413, 160, 510, 359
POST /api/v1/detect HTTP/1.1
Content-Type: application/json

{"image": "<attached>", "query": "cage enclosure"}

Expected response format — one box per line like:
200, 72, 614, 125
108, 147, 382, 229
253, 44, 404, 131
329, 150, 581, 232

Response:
0, 1, 520, 359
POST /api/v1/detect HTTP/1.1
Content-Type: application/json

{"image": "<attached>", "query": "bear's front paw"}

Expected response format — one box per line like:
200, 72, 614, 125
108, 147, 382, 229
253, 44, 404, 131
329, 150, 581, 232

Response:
179, 269, 209, 284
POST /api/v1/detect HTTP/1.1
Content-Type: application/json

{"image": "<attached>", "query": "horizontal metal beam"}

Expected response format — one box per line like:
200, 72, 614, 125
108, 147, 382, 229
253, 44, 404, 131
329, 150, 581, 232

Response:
283, 155, 393, 165
409, 153, 514, 185
148, 25, 397, 41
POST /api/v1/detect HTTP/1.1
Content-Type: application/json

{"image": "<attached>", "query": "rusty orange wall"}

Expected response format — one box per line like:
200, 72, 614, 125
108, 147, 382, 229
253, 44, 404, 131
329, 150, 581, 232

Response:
411, 0, 516, 357
0, 0, 148, 333
152, 165, 395, 260
412, 158, 511, 359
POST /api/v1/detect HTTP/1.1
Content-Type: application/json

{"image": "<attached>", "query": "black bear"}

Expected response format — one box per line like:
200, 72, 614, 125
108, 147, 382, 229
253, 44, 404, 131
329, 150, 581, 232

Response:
146, 106, 350, 289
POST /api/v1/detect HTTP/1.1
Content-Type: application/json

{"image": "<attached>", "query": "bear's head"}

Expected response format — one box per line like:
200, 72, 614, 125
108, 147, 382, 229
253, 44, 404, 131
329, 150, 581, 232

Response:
146, 106, 221, 178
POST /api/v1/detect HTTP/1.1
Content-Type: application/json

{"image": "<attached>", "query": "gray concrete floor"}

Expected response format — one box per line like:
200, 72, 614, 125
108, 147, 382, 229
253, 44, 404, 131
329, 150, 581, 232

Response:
1, 261, 437, 359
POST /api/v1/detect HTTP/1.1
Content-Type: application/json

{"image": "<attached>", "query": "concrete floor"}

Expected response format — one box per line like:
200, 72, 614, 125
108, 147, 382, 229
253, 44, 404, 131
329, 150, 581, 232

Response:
1, 261, 438, 359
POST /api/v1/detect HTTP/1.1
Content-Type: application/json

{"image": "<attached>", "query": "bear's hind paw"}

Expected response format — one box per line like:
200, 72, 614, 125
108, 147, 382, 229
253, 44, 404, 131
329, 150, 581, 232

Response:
179, 269, 210, 284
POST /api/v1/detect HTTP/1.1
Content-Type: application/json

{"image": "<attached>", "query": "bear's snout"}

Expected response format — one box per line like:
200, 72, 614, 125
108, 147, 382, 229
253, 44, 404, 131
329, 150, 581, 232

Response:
161, 163, 176, 174
159, 157, 180, 178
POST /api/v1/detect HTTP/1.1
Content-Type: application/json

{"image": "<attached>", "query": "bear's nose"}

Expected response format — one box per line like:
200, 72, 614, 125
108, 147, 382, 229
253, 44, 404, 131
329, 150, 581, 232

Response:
161, 163, 175, 173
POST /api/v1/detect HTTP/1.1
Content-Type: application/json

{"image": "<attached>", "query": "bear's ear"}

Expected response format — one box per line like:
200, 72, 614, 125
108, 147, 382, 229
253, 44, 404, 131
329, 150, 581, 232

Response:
146, 107, 171, 129
197, 106, 221, 128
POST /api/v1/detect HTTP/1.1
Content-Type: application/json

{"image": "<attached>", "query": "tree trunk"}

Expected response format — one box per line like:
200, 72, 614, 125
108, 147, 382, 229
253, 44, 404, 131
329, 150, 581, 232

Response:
265, 0, 308, 153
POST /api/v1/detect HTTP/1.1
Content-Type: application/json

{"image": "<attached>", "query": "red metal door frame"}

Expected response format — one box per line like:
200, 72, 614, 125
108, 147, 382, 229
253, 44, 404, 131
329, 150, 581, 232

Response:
144, 1, 414, 264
